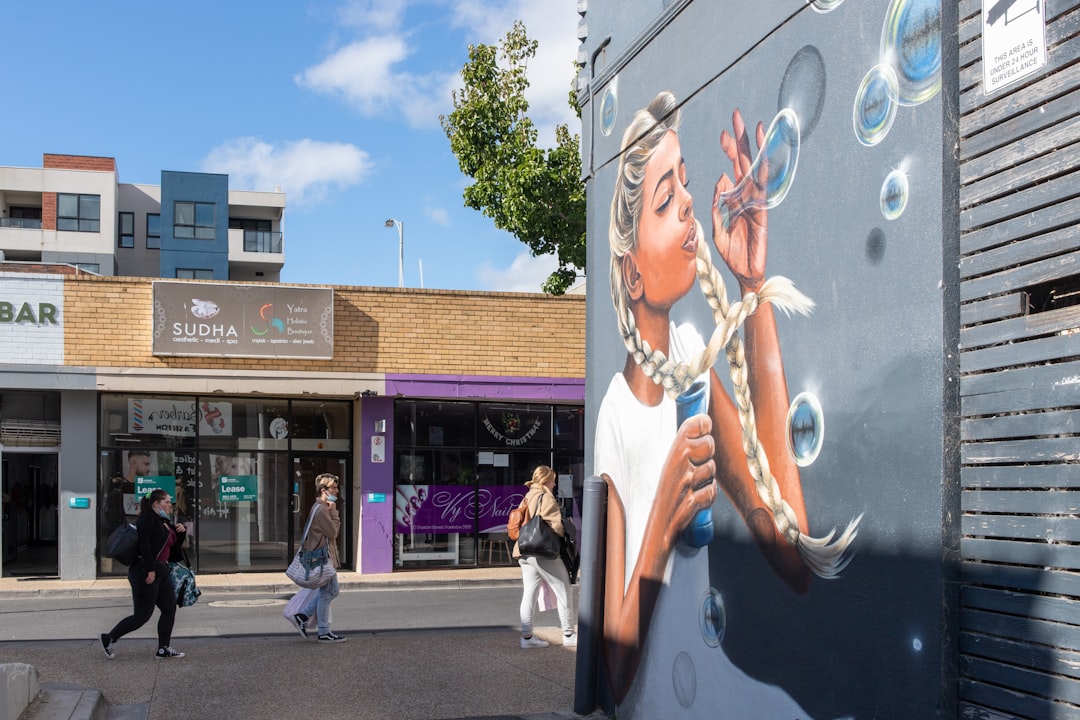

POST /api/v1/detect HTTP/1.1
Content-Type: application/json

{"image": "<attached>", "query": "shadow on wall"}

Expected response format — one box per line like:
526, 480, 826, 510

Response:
583, 519, 1053, 719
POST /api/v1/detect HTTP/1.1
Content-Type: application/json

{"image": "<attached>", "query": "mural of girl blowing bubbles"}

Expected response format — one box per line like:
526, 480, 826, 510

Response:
595, 90, 861, 719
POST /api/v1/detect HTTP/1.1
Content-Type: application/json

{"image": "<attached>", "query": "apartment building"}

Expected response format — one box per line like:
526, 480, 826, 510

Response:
0, 154, 284, 282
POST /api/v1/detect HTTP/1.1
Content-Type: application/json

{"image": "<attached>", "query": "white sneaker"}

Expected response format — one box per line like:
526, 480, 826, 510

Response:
520, 635, 549, 649
563, 632, 578, 647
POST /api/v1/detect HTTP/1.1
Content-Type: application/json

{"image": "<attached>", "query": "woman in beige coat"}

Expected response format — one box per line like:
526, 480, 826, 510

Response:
514, 465, 576, 648
291, 473, 345, 643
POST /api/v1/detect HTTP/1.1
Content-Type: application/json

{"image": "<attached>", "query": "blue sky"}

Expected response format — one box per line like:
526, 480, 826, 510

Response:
0, 0, 581, 292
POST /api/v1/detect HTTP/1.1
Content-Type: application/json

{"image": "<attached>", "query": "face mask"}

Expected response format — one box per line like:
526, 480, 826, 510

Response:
326, 494, 338, 503
156, 508, 169, 519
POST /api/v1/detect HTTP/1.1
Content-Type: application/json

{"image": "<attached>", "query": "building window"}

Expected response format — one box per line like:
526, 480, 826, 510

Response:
146, 213, 160, 249
57, 193, 100, 232
74, 263, 100, 273
118, 212, 134, 248
176, 268, 213, 280
174, 201, 215, 240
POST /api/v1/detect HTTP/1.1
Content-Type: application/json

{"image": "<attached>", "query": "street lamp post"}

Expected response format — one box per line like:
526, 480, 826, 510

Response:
384, 218, 404, 288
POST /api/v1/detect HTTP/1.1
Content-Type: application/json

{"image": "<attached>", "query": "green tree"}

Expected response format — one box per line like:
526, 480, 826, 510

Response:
440, 21, 585, 295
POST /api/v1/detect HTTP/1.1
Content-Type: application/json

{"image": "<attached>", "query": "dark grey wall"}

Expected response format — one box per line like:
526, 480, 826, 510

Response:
583, 1, 954, 717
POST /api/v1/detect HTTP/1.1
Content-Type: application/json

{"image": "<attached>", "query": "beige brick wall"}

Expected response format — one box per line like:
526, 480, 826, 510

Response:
64, 276, 585, 377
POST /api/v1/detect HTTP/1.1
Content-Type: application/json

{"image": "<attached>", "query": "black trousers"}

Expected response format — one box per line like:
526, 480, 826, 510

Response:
108, 564, 176, 647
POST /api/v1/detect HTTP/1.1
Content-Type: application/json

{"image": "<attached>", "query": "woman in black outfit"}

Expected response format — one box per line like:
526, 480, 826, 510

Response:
100, 488, 188, 659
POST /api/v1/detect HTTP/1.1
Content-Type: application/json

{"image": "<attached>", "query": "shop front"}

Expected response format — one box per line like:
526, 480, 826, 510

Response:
97, 394, 352, 575
392, 399, 584, 568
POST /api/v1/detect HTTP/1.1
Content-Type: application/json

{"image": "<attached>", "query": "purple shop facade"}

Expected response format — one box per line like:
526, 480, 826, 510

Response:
358, 373, 585, 573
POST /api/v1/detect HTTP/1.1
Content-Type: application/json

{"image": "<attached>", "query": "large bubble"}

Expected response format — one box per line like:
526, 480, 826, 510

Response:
881, 0, 941, 106
716, 109, 801, 230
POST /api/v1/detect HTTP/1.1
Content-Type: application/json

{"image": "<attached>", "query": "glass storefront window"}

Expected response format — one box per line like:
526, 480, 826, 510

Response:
98, 394, 351, 575
393, 399, 583, 569
478, 403, 550, 449
197, 397, 286, 451
395, 400, 476, 448
99, 394, 197, 449
291, 400, 350, 451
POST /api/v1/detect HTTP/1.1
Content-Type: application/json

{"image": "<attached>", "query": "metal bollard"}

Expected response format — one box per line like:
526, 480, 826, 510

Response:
574, 474, 608, 716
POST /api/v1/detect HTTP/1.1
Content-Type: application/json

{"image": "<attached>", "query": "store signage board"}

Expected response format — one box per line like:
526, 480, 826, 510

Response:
982, 0, 1046, 94
219, 475, 258, 502
136, 475, 172, 497
152, 281, 334, 359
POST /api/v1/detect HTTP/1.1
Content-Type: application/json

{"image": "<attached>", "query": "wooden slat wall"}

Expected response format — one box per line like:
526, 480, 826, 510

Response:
959, 1, 1080, 717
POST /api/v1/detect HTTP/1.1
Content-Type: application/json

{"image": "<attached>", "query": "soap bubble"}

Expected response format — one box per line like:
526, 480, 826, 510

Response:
880, 169, 909, 220
881, 0, 941, 106
716, 109, 801, 230
787, 392, 824, 467
811, 0, 846, 12
699, 587, 726, 648
853, 64, 898, 147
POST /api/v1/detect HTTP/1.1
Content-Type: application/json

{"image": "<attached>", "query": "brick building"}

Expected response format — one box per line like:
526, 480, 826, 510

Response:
0, 271, 585, 579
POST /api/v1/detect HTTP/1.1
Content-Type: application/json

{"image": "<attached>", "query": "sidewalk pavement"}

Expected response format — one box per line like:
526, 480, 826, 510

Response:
0, 568, 608, 720
0, 566, 525, 600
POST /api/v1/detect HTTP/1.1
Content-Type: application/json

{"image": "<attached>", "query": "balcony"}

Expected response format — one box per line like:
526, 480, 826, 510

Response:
243, 230, 282, 254
228, 227, 284, 281
0, 218, 42, 229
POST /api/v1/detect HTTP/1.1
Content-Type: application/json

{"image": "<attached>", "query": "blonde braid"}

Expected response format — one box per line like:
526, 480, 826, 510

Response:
618, 221, 860, 578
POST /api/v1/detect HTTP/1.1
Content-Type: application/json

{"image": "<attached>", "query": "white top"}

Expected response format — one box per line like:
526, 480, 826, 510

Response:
594, 323, 813, 720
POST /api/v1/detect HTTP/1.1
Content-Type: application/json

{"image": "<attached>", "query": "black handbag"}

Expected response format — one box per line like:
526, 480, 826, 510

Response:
517, 493, 561, 559
560, 515, 579, 584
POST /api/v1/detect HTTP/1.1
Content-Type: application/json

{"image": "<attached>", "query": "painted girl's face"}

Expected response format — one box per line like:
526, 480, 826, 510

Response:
633, 130, 697, 310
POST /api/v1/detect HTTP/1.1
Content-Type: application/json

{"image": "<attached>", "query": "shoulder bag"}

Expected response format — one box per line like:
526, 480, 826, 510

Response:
169, 548, 201, 608
105, 522, 139, 566
516, 493, 561, 559
286, 504, 337, 589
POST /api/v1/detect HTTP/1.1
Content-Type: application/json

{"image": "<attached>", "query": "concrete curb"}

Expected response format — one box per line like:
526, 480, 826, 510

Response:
18, 683, 105, 720
0, 663, 39, 720
0, 569, 524, 600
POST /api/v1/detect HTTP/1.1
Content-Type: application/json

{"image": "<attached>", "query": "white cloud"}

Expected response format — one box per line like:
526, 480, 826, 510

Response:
297, 1, 580, 136
337, 0, 404, 32
295, 36, 408, 115
200, 138, 373, 206
476, 251, 559, 293
296, 34, 456, 128
424, 207, 451, 226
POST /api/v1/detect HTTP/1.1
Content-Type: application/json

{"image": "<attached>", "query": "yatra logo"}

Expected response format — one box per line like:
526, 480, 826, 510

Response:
251, 303, 285, 335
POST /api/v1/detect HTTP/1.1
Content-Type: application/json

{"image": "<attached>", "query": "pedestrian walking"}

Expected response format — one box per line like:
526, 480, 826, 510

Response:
289, 473, 346, 643
100, 489, 188, 659
515, 465, 576, 648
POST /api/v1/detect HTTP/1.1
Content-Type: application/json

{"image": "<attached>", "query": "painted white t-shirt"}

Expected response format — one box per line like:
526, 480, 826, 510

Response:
594, 323, 813, 720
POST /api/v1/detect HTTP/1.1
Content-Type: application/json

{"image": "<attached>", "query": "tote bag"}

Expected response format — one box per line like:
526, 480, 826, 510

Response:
516, 493, 561, 559
168, 561, 201, 607
286, 504, 337, 589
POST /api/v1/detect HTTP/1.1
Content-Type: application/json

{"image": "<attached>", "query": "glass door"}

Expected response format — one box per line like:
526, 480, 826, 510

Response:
291, 455, 349, 567
194, 450, 291, 573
